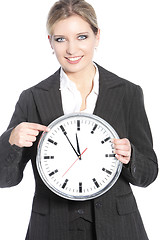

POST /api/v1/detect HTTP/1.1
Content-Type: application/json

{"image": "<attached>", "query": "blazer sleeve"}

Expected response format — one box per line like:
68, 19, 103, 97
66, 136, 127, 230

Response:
0, 91, 32, 188
122, 85, 158, 187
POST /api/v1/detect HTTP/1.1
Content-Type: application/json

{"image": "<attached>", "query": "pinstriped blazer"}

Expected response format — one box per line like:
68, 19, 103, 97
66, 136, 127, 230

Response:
0, 64, 158, 240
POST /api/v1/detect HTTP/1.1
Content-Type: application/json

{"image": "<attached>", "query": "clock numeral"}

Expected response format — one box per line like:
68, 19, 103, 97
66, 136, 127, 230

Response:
102, 168, 112, 175
44, 156, 54, 159
48, 138, 57, 145
62, 179, 69, 189
101, 137, 111, 144
105, 154, 116, 158
60, 125, 67, 135
49, 170, 58, 176
91, 124, 98, 134
79, 182, 82, 193
77, 120, 80, 131
92, 178, 100, 188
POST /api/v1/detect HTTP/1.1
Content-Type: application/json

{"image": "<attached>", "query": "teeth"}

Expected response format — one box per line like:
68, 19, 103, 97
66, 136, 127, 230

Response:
67, 57, 82, 61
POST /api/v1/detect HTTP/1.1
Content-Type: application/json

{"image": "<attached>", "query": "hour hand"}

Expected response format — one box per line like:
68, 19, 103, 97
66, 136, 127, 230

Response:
76, 133, 81, 160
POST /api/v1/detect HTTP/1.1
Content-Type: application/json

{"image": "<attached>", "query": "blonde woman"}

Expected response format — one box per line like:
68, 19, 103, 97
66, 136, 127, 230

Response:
0, 0, 158, 239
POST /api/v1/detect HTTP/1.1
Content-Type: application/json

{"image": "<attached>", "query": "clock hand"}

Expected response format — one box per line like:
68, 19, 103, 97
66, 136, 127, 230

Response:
60, 125, 80, 158
62, 148, 87, 177
76, 133, 81, 160
66, 134, 80, 157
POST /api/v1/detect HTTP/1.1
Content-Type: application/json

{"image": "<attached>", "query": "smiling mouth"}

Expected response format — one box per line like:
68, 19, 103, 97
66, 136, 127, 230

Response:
65, 56, 83, 64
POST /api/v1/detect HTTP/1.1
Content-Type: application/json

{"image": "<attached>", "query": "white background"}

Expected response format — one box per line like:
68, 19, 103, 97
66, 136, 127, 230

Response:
0, 0, 160, 239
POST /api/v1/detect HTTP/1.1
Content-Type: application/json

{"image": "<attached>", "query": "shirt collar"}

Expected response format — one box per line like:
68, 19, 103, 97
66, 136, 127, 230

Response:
60, 63, 99, 95
60, 68, 77, 92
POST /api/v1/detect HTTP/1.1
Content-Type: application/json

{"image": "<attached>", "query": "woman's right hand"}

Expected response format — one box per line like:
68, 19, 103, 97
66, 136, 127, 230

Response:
9, 122, 50, 148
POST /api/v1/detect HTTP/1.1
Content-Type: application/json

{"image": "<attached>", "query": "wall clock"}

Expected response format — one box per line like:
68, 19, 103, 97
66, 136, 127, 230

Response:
36, 113, 122, 200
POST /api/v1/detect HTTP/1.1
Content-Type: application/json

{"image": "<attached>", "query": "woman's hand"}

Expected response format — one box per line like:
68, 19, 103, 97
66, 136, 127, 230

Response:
112, 138, 131, 164
9, 122, 50, 148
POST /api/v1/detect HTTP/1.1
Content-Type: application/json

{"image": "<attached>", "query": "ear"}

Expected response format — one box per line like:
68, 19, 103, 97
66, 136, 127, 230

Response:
95, 28, 100, 47
48, 35, 53, 49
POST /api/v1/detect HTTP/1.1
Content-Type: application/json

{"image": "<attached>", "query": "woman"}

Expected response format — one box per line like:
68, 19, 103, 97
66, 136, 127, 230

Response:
0, 0, 158, 239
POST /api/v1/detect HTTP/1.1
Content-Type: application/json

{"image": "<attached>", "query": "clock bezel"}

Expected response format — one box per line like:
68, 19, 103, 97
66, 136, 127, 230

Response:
36, 113, 123, 201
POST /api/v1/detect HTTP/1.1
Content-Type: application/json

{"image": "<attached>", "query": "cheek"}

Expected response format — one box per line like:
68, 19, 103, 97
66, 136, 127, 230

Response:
53, 45, 65, 59
81, 42, 95, 56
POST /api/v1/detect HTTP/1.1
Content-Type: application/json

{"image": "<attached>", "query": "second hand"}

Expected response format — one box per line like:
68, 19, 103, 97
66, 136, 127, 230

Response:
62, 148, 88, 177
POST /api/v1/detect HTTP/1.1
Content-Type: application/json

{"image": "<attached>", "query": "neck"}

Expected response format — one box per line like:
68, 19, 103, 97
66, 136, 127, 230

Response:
65, 62, 96, 89
63, 62, 96, 111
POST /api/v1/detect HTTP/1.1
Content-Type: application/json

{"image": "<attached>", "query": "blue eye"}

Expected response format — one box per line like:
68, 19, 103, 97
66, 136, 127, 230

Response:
78, 35, 88, 40
55, 37, 65, 42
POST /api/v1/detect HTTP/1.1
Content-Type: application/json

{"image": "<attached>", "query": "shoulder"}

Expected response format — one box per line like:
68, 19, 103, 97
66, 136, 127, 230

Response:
31, 68, 60, 91
22, 68, 60, 95
97, 63, 138, 87
16, 68, 61, 104
96, 63, 142, 96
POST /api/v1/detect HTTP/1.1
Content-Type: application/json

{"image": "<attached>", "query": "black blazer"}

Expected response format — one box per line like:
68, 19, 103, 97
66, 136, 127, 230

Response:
0, 64, 158, 240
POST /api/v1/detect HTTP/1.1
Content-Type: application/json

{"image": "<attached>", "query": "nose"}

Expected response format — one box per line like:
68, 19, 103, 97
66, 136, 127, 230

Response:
66, 40, 77, 55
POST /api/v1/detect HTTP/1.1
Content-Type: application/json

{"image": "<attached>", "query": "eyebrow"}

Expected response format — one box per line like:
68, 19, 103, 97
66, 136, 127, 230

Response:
53, 35, 65, 39
76, 32, 90, 35
53, 32, 90, 38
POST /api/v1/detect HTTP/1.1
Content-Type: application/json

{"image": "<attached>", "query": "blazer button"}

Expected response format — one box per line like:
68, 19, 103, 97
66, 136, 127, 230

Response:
133, 167, 136, 173
95, 202, 102, 209
77, 209, 84, 214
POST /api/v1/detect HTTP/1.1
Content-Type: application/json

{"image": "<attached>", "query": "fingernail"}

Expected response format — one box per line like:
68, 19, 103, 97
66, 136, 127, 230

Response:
46, 127, 50, 132
111, 143, 115, 150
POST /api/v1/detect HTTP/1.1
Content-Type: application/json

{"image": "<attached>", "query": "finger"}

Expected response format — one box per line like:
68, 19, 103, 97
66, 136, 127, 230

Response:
112, 138, 129, 145
22, 134, 37, 147
23, 141, 34, 147
27, 123, 50, 132
26, 129, 39, 137
116, 154, 130, 164
115, 149, 130, 157
15, 133, 36, 147
25, 135, 37, 143
114, 144, 130, 151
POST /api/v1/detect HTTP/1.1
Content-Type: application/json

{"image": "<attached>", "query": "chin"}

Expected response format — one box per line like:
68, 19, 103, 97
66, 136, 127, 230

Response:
62, 60, 93, 75
62, 64, 84, 74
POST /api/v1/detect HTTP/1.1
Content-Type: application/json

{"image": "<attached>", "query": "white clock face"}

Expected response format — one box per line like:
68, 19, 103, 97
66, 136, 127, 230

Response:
36, 113, 122, 200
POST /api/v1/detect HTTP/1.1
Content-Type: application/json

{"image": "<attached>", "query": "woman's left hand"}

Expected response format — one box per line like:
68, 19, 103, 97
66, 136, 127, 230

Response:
112, 138, 131, 164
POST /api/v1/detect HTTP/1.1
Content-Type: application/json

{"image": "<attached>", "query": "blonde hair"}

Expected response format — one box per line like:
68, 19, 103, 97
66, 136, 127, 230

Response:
47, 0, 99, 35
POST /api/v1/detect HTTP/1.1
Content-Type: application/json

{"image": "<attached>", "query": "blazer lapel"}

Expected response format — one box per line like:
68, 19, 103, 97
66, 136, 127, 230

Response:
94, 64, 125, 127
32, 64, 125, 128
32, 69, 64, 126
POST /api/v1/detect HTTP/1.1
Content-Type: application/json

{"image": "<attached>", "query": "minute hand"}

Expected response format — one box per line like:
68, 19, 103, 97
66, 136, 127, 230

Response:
60, 126, 80, 158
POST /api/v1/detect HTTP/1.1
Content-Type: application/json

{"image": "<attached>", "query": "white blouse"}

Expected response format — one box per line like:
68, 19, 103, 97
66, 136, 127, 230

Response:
60, 64, 99, 115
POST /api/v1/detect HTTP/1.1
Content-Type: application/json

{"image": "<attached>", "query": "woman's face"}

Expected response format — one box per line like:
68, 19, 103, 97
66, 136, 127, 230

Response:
49, 15, 100, 75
